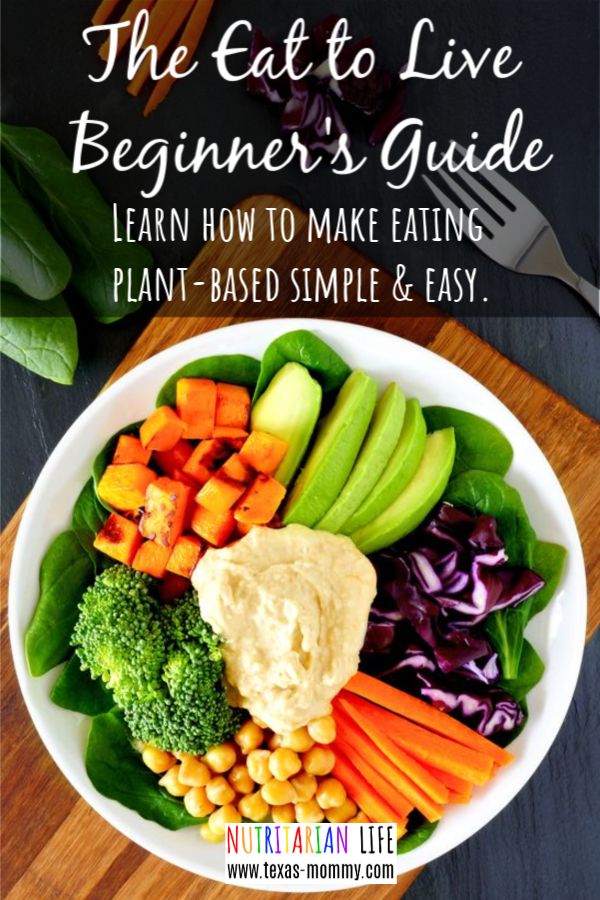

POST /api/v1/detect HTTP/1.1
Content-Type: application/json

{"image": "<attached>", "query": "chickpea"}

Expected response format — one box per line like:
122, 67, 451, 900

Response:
271, 803, 296, 824
205, 775, 236, 806
200, 823, 224, 844
261, 779, 297, 806
238, 791, 270, 822
325, 798, 358, 823
228, 764, 254, 795
290, 771, 317, 802
203, 742, 237, 774
235, 720, 264, 754
307, 716, 336, 745
246, 749, 271, 785
295, 799, 324, 824
267, 732, 282, 751
281, 727, 314, 753
269, 748, 302, 781
316, 778, 346, 810
348, 811, 369, 824
158, 765, 190, 797
208, 804, 241, 836
302, 746, 335, 776
184, 786, 216, 818
178, 755, 211, 788
142, 746, 174, 774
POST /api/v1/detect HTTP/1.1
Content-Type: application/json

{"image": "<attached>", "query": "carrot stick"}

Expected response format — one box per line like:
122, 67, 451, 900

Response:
334, 710, 443, 822
426, 766, 473, 797
448, 789, 472, 804
336, 696, 450, 805
127, 0, 196, 96
143, 0, 214, 116
341, 692, 494, 786
92, 0, 121, 26
331, 747, 408, 830
334, 742, 413, 824
345, 672, 513, 767
99, 0, 156, 61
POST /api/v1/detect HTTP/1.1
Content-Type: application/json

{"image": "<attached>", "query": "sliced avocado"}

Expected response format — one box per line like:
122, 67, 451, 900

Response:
342, 399, 427, 534
283, 370, 378, 527
351, 428, 456, 554
316, 383, 406, 533
250, 362, 322, 486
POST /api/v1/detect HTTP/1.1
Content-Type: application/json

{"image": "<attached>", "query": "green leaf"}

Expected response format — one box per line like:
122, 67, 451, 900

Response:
499, 639, 545, 702
71, 479, 107, 566
156, 354, 260, 408
91, 422, 143, 512
1, 164, 71, 299
25, 531, 95, 676
529, 541, 567, 618
1, 124, 152, 323
397, 818, 438, 853
444, 470, 537, 567
423, 406, 513, 477
50, 655, 115, 716
85, 711, 201, 830
0, 286, 78, 384
486, 601, 532, 680
253, 330, 351, 401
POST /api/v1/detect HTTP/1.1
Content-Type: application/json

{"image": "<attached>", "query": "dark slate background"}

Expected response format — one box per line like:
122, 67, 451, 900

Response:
2, 1, 599, 897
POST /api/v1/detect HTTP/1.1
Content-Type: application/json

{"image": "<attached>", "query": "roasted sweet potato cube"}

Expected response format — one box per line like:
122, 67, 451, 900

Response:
132, 540, 171, 578
176, 378, 217, 439
153, 439, 193, 476
220, 452, 254, 484
191, 504, 235, 547
140, 477, 191, 548
234, 475, 286, 525
239, 431, 288, 475
93, 513, 142, 565
112, 434, 151, 466
140, 406, 186, 452
166, 534, 204, 578
182, 439, 230, 484
97, 464, 156, 511
196, 474, 246, 514
160, 572, 191, 602
213, 426, 249, 441
215, 383, 251, 430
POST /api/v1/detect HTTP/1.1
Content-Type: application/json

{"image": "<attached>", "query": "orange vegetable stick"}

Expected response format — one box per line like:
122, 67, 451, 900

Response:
331, 747, 408, 829
332, 735, 414, 821
345, 671, 513, 767
215, 383, 251, 430
92, 0, 121, 26
334, 708, 444, 822
336, 696, 449, 805
144, 0, 215, 116
140, 477, 191, 548
127, 0, 196, 96
153, 438, 193, 476
94, 513, 142, 565
176, 378, 217, 439
99, 0, 156, 60
140, 406, 186, 452
427, 766, 473, 797
239, 431, 288, 475
191, 504, 235, 547
447, 789, 472, 804
182, 439, 229, 483
97, 463, 156, 511
132, 540, 171, 578
220, 452, 254, 484
341, 692, 494, 786
166, 534, 203, 578
112, 433, 151, 466
196, 474, 246, 514
234, 474, 286, 525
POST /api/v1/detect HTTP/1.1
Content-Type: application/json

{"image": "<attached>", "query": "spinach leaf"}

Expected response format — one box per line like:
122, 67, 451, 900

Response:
92, 422, 143, 512
1, 164, 71, 300
25, 531, 94, 676
71, 478, 107, 566
0, 286, 78, 384
486, 601, 532, 680
423, 406, 513, 477
444, 470, 537, 567
529, 541, 567, 619
50, 655, 115, 716
156, 354, 260, 408
85, 710, 201, 830
1, 124, 152, 324
397, 817, 438, 853
253, 330, 351, 401
499, 639, 545, 702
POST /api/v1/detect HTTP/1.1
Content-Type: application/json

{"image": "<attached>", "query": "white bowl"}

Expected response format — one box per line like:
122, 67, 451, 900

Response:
9, 319, 587, 888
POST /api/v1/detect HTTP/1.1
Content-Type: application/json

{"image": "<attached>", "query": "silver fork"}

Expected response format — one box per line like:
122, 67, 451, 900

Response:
423, 147, 599, 316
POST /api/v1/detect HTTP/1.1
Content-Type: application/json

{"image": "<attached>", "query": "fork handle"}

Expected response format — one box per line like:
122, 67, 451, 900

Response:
561, 272, 600, 315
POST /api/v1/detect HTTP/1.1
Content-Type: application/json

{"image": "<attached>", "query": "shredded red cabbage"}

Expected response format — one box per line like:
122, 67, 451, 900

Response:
247, 17, 406, 154
362, 502, 545, 738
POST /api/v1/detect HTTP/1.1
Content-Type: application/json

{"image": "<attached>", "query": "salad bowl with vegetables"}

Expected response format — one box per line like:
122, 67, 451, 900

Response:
9, 319, 586, 886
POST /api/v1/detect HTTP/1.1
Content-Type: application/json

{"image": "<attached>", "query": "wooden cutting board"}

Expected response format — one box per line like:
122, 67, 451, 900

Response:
1, 194, 599, 900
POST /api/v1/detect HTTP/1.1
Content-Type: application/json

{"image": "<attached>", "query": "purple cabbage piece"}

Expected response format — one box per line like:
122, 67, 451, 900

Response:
362, 502, 544, 738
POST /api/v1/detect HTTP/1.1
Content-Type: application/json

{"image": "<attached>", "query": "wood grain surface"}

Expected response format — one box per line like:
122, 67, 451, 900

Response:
1, 195, 599, 899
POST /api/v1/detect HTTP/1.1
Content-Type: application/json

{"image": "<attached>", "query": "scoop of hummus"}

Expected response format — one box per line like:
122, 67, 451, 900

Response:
192, 524, 376, 734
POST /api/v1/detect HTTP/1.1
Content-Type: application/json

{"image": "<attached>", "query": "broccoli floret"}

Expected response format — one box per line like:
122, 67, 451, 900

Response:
71, 565, 242, 754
